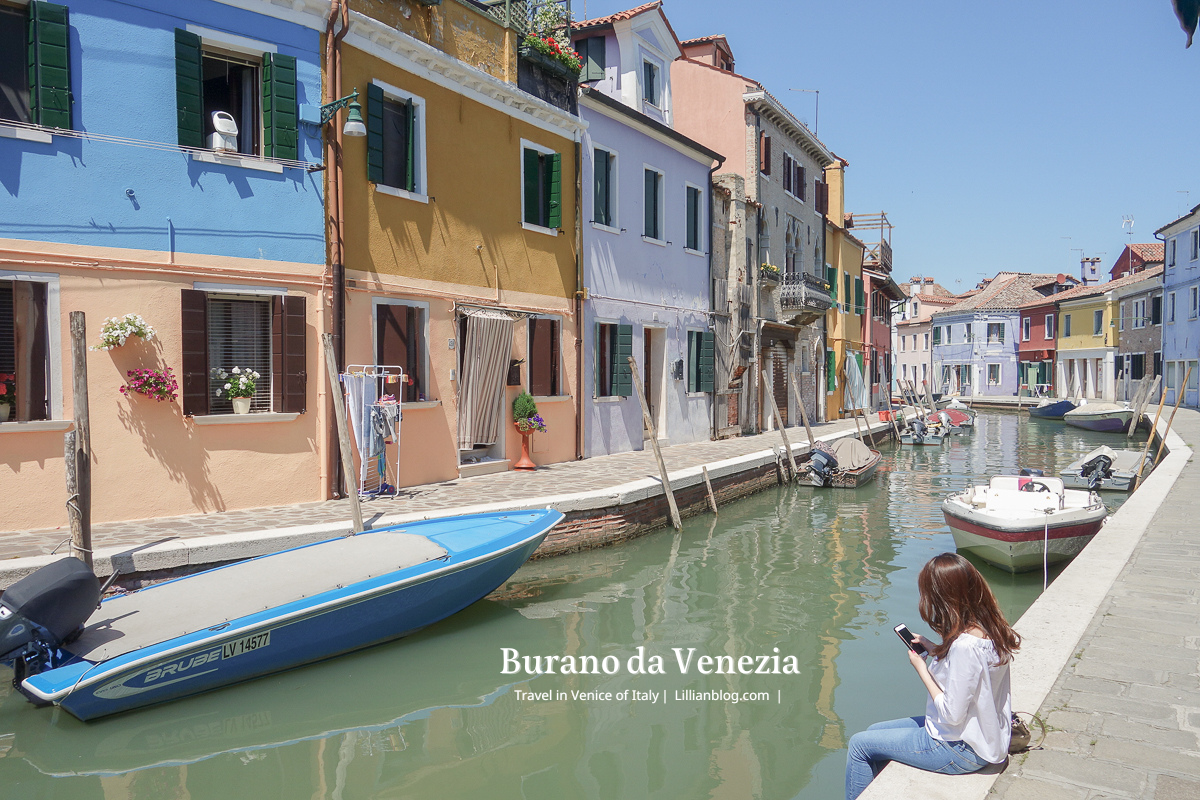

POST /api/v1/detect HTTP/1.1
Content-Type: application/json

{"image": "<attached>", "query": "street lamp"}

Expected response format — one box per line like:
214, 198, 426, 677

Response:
321, 88, 366, 137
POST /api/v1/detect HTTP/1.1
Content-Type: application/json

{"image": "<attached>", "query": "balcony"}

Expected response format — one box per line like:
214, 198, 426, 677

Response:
780, 271, 833, 324
759, 265, 781, 286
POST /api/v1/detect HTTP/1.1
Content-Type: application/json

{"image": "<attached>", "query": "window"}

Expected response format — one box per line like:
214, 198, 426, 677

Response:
367, 83, 425, 197
923, 332, 929, 350
987, 322, 1004, 344
1191, 286, 1198, 319
759, 131, 771, 175
642, 60, 660, 107
826, 266, 837, 301
526, 317, 561, 397
900, 336, 906, 352
1151, 296, 1161, 326
1022, 317, 1030, 341
180, 288, 306, 416
902, 364, 908, 379
1, 2, 71, 129
1045, 314, 1055, 339
175, 28, 297, 159
1064, 314, 1071, 337
596, 323, 632, 397
522, 142, 562, 231
782, 154, 805, 201
1093, 309, 1103, 336
376, 301, 428, 402
1169, 292, 1176, 323
685, 185, 703, 252
0, 278, 52, 422
1131, 299, 1145, 330
1169, 238, 1177, 267
643, 167, 664, 241
593, 147, 616, 227
987, 363, 1000, 385
932, 326, 942, 346
1192, 230, 1198, 261
1166, 361, 1178, 391
854, 277, 864, 315
686, 330, 714, 393
1130, 352, 1145, 381
1154, 351, 1162, 378
575, 36, 605, 82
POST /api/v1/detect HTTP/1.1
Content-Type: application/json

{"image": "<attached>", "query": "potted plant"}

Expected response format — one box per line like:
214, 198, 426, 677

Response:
92, 314, 156, 351
120, 366, 179, 403
759, 262, 781, 284
512, 391, 548, 471
518, 4, 582, 79
0, 373, 14, 422
213, 366, 260, 414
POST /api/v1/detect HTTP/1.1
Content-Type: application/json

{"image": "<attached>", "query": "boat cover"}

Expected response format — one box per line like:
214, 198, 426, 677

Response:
1066, 402, 1128, 415
71, 532, 448, 662
830, 438, 875, 470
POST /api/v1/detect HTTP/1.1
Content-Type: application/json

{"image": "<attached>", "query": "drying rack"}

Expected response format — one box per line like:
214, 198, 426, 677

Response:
342, 364, 405, 498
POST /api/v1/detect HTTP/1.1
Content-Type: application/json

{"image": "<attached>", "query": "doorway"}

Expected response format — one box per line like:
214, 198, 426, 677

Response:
643, 327, 666, 441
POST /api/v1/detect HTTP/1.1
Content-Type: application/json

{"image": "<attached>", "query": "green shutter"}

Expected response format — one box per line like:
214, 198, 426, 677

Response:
28, 1, 71, 129
546, 152, 562, 229
262, 52, 298, 160
843, 274, 852, 310
404, 97, 416, 192
366, 83, 385, 184
593, 149, 609, 226
614, 323, 633, 397
174, 28, 203, 148
644, 170, 656, 238
523, 148, 540, 225
584, 37, 605, 81
827, 266, 837, 299
699, 330, 715, 392
826, 349, 836, 392
854, 277, 864, 314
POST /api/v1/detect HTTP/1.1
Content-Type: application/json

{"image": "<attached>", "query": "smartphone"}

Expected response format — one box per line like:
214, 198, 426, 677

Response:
894, 624, 927, 655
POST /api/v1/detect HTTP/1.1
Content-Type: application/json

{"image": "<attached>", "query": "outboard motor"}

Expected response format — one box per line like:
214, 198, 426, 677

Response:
0, 557, 100, 686
807, 448, 838, 487
1079, 452, 1114, 490
910, 418, 927, 443
1018, 468, 1045, 477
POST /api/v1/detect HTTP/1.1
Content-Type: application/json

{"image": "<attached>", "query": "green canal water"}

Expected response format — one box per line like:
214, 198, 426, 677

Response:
0, 412, 1144, 799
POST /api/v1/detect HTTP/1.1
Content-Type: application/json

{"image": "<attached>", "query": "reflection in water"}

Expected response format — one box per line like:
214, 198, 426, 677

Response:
0, 412, 1139, 800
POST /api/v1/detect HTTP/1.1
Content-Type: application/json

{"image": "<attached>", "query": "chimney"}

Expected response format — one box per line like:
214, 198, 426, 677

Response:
1080, 256, 1102, 286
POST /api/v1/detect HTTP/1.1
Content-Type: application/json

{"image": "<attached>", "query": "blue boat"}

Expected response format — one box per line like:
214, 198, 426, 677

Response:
1027, 398, 1077, 420
0, 509, 562, 721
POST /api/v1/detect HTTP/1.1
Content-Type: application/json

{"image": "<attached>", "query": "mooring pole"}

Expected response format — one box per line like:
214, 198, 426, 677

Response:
790, 373, 816, 448
66, 312, 93, 571
628, 355, 682, 530
322, 333, 365, 534
762, 368, 798, 480
1147, 366, 1192, 485
701, 466, 718, 514
1132, 382, 1170, 492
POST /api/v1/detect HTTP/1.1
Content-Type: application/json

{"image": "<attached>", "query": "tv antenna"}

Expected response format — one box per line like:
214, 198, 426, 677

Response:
1121, 215, 1135, 240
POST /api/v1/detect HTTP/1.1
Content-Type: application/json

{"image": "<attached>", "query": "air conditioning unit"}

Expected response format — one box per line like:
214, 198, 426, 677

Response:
210, 111, 239, 153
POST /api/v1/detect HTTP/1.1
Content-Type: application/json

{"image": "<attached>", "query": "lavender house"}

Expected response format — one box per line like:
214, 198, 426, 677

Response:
572, 5, 723, 457
931, 273, 1067, 397
1156, 207, 1200, 407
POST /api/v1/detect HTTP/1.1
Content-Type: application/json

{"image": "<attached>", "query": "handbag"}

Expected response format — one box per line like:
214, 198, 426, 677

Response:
1009, 711, 1045, 754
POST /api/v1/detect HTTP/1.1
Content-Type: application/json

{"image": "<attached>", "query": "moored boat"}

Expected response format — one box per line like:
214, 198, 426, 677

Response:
1027, 397, 1077, 420
1063, 402, 1135, 433
800, 438, 881, 488
899, 418, 946, 445
1061, 445, 1151, 491
1, 509, 563, 721
941, 475, 1107, 573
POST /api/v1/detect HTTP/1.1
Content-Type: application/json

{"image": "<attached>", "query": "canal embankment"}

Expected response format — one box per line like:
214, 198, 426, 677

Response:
862, 408, 1198, 799
0, 412, 902, 589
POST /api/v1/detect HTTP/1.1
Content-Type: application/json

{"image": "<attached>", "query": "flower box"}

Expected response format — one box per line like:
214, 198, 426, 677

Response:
518, 43, 580, 82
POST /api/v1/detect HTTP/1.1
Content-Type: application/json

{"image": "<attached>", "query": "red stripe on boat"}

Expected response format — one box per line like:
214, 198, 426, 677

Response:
942, 511, 1104, 543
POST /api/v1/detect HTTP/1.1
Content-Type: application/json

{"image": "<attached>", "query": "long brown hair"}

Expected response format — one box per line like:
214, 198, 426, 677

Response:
918, 553, 1021, 663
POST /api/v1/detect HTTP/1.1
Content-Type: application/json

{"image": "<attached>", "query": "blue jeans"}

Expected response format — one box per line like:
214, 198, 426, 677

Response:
845, 716, 990, 800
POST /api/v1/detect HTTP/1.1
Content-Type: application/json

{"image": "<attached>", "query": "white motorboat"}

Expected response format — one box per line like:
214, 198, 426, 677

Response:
1062, 402, 1136, 433
941, 474, 1108, 573
1060, 445, 1151, 491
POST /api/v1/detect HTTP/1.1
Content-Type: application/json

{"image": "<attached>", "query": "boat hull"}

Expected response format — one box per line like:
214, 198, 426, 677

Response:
23, 512, 559, 721
1027, 400, 1076, 420
900, 430, 946, 445
942, 503, 1106, 573
1063, 410, 1134, 432
830, 450, 882, 488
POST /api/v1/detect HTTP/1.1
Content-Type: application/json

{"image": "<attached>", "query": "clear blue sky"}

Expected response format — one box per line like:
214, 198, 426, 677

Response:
576, 0, 1199, 293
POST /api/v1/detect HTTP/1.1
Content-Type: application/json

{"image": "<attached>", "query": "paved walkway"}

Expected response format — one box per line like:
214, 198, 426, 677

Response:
988, 409, 1200, 799
0, 413, 893, 563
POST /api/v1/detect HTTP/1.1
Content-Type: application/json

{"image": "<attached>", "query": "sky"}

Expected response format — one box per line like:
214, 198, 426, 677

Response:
574, 0, 1200, 293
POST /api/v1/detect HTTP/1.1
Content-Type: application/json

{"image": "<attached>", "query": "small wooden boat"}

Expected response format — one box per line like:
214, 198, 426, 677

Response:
1063, 402, 1135, 433
1027, 397, 1077, 420
801, 438, 881, 488
900, 418, 946, 445
943, 408, 974, 428
1, 510, 563, 721
942, 475, 1107, 573
1061, 445, 1151, 491
933, 410, 968, 434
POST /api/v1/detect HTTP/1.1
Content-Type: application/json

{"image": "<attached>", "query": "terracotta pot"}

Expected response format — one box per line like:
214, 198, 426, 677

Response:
232, 397, 251, 415
513, 425, 537, 471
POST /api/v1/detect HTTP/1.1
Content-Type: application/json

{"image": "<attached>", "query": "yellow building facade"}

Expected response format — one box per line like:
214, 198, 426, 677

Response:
821, 164, 866, 420
1056, 293, 1116, 400
336, 7, 585, 487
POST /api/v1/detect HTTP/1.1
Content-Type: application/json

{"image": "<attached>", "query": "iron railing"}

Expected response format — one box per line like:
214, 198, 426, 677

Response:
780, 271, 833, 311
475, 0, 572, 35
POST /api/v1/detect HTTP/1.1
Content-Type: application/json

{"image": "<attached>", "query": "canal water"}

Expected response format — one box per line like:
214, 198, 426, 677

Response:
0, 412, 1144, 799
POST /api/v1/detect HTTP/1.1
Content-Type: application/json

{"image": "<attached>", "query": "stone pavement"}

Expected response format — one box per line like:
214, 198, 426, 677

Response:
988, 408, 1200, 799
0, 412, 894, 563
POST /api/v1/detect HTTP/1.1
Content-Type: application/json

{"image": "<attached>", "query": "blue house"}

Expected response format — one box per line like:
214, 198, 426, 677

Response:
0, 0, 327, 529
572, 5, 723, 457
1156, 207, 1200, 407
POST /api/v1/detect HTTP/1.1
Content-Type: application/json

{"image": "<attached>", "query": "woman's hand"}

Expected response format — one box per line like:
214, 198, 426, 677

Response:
913, 633, 936, 654
907, 647, 928, 672
908, 646, 944, 703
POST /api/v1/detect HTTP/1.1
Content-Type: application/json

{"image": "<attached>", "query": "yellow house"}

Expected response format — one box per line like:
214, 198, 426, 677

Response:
1055, 287, 1115, 400
336, 4, 585, 488
822, 163, 866, 420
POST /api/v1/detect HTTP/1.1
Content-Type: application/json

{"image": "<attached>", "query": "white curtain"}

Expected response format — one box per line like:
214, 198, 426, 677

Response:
457, 311, 515, 451
844, 352, 869, 411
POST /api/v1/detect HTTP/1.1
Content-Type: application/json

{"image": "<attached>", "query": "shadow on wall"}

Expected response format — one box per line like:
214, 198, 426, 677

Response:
109, 340, 225, 514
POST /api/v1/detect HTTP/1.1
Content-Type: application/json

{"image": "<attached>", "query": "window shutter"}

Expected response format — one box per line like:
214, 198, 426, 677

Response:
546, 152, 562, 229
174, 28, 203, 148
28, 1, 71, 129
699, 330, 715, 392
844, 274, 851, 308
404, 97, 416, 192
582, 37, 605, 81
782, 158, 791, 193
523, 148, 540, 225
262, 52, 298, 160
181, 289, 210, 416
854, 277, 864, 313
593, 149, 609, 226
798, 165, 806, 201
827, 266, 837, 298
614, 323, 633, 396
530, 318, 555, 396
271, 295, 306, 413
366, 83, 385, 184
644, 170, 656, 238
826, 349, 836, 392
760, 133, 771, 175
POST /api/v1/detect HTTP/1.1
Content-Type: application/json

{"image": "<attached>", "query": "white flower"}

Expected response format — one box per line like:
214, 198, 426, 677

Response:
251, 371, 260, 379
215, 389, 221, 397
224, 383, 232, 390
232, 367, 241, 374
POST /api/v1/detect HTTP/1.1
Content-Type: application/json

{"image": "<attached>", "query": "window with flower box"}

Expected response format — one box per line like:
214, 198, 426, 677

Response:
180, 288, 305, 416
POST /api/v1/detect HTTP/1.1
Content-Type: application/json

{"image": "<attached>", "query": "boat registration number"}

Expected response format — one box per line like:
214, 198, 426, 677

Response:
222, 631, 271, 660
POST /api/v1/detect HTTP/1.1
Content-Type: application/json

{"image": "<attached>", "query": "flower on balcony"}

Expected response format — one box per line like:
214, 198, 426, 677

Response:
524, 34, 583, 73
120, 366, 178, 402
524, 3, 582, 74
760, 263, 780, 274
92, 314, 156, 351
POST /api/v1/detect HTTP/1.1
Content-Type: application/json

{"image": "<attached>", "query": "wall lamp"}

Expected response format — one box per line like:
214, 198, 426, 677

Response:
321, 89, 367, 137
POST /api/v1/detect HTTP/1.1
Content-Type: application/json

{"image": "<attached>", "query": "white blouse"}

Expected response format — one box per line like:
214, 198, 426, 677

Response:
924, 632, 1012, 763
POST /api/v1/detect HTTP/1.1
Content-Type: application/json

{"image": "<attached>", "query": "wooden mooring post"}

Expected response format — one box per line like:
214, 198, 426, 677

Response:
628, 356, 682, 530
322, 333, 365, 534
1131, 381, 1170, 492
701, 466, 719, 514
1146, 366, 1192, 487
65, 312, 93, 571
762, 368, 798, 481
